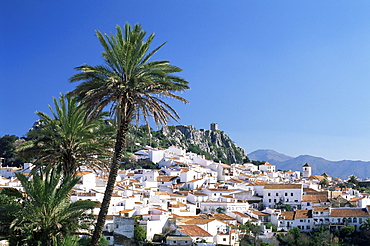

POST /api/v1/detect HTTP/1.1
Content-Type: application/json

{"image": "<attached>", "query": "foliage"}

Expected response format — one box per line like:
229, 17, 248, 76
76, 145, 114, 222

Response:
134, 225, 146, 242
187, 144, 213, 161
260, 243, 274, 246
310, 226, 336, 246
0, 167, 97, 245
0, 135, 25, 166
78, 236, 109, 246
0, 188, 23, 243
340, 225, 355, 238
348, 175, 359, 186
17, 94, 114, 176
69, 23, 189, 246
276, 227, 310, 246
239, 221, 263, 246
265, 222, 277, 232
251, 160, 266, 166
319, 178, 329, 188
216, 207, 225, 214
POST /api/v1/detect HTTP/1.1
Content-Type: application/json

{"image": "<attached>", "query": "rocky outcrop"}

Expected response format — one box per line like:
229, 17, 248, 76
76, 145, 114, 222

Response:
157, 125, 246, 164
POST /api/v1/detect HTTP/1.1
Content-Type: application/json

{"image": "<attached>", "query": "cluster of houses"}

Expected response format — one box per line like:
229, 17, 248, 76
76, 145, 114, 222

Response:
1, 145, 370, 245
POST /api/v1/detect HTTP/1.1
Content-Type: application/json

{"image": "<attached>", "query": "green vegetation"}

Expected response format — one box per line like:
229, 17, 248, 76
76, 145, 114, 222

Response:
134, 225, 146, 242
187, 144, 213, 160
239, 221, 263, 246
17, 94, 115, 176
0, 135, 25, 166
0, 167, 97, 245
275, 224, 370, 246
251, 160, 266, 166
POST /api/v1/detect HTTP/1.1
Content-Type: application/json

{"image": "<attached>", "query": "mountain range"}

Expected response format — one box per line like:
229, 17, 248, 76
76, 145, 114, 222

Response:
248, 149, 370, 180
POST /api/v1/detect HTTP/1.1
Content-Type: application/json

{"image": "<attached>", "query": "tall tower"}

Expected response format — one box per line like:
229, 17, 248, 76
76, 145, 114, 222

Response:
302, 163, 312, 178
210, 123, 218, 131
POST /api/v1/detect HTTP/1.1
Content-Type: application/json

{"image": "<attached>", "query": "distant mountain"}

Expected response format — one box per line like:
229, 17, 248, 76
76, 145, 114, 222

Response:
248, 149, 293, 163
248, 149, 370, 180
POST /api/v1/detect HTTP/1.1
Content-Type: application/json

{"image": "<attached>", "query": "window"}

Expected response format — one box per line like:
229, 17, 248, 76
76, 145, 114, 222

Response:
276, 193, 279, 196
274, 199, 276, 203
173, 241, 176, 243
268, 193, 271, 196
269, 199, 271, 202
285, 193, 287, 196
307, 226, 310, 230
106, 237, 110, 240
291, 193, 293, 196
223, 238, 227, 241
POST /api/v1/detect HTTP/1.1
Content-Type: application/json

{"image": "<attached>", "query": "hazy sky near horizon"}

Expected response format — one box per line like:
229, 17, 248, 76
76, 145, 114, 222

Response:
2, 1, 370, 161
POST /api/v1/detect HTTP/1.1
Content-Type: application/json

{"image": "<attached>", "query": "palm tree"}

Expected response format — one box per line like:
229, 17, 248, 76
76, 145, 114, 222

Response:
18, 94, 114, 176
0, 167, 97, 245
69, 23, 189, 245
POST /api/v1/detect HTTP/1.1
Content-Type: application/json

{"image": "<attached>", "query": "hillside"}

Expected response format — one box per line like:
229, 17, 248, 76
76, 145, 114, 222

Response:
126, 125, 247, 164
249, 149, 370, 180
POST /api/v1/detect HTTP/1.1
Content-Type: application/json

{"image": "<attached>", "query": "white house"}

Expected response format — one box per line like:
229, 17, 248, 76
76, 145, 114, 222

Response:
263, 184, 303, 209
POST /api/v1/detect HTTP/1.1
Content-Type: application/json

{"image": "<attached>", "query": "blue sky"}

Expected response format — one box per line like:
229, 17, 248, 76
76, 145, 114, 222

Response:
2, 1, 370, 161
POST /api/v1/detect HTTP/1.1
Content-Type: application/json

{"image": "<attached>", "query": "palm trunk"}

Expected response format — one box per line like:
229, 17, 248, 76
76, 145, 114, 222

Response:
90, 119, 129, 246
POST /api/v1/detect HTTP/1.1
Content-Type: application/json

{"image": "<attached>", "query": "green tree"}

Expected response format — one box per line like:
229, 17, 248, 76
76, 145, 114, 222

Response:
239, 221, 263, 246
0, 167, 97, 246
17, 94, 114, 176
348, 175, 359, 186
319, 178, 329, 188
340, 225, 355, 238
78, 236, 109, 246
69, 23, 189, 245
0, 188, 23, 244
310, 226, 335, 246
0, 135, 24, 166
251, 160, 266, 166
276, 227, 309, 246
134, 225, 146, 242
216, 207, 225, 214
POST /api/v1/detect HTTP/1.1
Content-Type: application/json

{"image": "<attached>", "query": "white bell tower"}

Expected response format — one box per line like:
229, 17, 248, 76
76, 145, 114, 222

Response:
302, 163, 311, 178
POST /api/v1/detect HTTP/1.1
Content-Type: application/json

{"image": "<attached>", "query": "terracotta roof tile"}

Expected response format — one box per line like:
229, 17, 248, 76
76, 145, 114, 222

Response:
330, 208, 369, 217
178, 225, 212, 237
264, 184, 302, 189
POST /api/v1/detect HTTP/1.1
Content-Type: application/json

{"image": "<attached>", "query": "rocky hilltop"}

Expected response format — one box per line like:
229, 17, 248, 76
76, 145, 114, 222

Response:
127, 125, 247, 164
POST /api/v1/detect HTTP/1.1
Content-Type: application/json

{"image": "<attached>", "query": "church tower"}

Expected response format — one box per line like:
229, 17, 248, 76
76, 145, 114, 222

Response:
302, 163, 311, 178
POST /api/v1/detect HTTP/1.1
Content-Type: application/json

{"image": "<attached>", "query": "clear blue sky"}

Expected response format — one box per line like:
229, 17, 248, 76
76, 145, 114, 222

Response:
2, 1, 370, 161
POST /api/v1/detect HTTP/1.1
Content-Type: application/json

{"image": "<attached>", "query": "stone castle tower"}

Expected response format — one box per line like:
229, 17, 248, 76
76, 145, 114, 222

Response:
210, 123, 218, 131
302, 163, 312, 178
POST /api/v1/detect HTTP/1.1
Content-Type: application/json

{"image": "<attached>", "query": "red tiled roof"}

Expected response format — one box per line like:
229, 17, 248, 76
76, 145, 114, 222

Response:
330, 208, 369, 217
178, 225, 212, 237
264, 184, 302, 189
